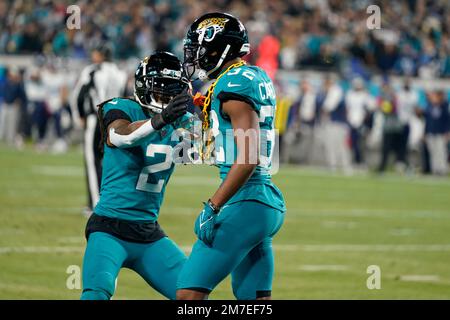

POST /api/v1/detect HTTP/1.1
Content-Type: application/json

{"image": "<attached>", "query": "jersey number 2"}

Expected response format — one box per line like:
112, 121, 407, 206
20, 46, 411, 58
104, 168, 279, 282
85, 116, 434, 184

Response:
136, 144, 172, 193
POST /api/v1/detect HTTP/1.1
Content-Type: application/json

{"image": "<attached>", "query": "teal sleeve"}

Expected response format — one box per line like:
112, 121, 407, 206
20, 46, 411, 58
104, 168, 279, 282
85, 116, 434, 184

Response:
216, 71, 260, 114
102, 98, 133, 118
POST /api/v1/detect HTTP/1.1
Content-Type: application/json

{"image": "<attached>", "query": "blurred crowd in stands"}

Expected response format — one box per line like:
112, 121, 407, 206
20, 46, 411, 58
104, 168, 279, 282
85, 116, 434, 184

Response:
0, 61, 76, 153
280, 75, 449, 176
1, 0, 450, 78
0, 0, 449, 175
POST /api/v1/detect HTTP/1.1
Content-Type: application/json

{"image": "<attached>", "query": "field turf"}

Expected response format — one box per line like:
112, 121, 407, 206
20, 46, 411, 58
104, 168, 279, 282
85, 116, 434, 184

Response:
1, 144, 449, 299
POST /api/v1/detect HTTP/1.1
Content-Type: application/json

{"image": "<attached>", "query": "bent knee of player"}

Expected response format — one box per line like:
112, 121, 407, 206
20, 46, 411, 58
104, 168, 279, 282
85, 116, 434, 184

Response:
82, 271, 116, 300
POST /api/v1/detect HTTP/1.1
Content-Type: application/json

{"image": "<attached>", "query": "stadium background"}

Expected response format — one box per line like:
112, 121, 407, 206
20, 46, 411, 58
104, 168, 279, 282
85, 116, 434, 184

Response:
0, 0, 450, 299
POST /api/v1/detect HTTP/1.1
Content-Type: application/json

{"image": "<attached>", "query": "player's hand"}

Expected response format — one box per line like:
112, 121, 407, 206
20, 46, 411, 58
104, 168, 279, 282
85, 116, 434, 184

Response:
194, 201, 219, 246
151, 92, 191, 130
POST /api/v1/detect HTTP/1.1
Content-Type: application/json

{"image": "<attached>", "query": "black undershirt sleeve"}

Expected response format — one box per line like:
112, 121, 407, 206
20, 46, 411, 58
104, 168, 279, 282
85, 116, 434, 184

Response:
103, 109, 132, 129
217, 91, 257, 120
102, 109, 132, 146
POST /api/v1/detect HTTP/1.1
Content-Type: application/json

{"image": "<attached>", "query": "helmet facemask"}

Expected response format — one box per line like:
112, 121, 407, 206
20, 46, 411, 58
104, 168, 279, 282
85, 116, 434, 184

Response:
183, 46, 232, 82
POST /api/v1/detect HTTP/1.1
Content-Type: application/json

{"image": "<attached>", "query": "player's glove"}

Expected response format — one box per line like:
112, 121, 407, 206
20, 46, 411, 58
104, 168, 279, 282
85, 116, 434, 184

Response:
194, 199, 220, 246
151, 92, 191, 130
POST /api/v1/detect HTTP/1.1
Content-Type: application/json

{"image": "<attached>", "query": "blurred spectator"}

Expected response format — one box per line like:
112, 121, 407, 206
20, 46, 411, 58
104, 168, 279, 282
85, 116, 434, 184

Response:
377, 81, 407, 172
0, 0, 449, 177
318, 75, 352, 173
255, 34, 280, 80
396, 78, 419, 165
423, 90, 449, 175
41, 63, 71, 153
345, 77, 375, 164
0, 67, 27, 147
283, 80, 317, 164
25, 68, 48, 151
1, 0, 449, 78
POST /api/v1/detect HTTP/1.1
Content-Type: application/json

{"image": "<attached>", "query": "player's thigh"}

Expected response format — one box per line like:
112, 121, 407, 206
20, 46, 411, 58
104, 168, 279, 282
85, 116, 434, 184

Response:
231, 237, 274, 300
176, 238, 250, 294
81, 232, 128, 299
132, 237, 187, 300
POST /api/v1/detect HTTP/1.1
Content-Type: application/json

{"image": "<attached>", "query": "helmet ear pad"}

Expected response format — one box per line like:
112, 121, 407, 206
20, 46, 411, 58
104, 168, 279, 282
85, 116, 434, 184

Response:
197, 45, 220, 71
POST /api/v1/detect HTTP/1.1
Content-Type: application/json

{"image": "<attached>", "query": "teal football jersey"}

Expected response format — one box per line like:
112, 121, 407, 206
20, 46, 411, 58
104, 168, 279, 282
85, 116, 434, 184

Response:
210, 64, 286, 212
94, 98, 191, 222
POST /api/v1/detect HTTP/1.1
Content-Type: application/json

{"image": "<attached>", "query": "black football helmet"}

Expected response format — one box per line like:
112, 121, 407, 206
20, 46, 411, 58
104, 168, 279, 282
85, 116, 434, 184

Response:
183, 12, 250, 81
134, 51, 190, 113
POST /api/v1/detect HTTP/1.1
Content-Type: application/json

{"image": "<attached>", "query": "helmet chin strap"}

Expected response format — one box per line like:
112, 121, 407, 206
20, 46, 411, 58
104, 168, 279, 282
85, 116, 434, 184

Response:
199, 44, 231, 81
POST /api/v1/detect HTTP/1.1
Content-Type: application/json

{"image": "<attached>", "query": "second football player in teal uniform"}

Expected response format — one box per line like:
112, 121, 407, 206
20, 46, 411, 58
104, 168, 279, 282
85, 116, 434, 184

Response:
81, 51, 192, 300
177, 13, 286, 300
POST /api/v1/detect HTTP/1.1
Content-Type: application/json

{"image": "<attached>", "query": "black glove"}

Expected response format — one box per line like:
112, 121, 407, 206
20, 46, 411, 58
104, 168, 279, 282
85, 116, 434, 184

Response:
151, 92, 191, 130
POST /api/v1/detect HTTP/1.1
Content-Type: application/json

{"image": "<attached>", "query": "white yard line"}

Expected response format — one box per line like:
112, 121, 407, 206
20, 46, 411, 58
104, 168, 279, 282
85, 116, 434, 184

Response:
299, 265, 349, 271
287, 208, 450, 219
278, 167, 450, 186
31, 165, 84, 177
399, 275, 441, 283
0, 246, 84, 254
170, 176, 219, 186
281, 244, 450, 252
389, 229, 417, 236
321, 221, 358, 229
9, 206, 448, 219
57, 237, 86, 244
12, 207, 83, 214
161, 206, 198, 215
3, 243, 450, 255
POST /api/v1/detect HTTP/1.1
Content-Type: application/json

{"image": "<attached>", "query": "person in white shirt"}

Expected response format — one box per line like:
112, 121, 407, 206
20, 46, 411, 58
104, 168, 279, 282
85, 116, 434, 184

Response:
345, 77, 375, 165
283, 80, 317, 164
25, 68, 48, 150
40, 63, 72, 153
298, 80, 318, 164
318, 75, 352, 173
72, 44, 128, 215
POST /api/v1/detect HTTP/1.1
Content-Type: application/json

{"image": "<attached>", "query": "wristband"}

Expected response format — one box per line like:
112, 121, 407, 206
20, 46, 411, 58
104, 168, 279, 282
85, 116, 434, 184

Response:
207, 199, 221, 214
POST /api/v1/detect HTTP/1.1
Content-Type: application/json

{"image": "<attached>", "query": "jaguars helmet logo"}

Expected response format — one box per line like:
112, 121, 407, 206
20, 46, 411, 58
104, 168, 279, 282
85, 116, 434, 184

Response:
196, 18, 229, 42
197, 17, 229, 29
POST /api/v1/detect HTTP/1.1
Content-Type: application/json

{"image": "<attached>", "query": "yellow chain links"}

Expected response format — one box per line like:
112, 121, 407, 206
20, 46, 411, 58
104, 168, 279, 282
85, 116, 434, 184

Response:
201, 60, 246, 130
200, 61, 245, 164
199, 60, 246, 162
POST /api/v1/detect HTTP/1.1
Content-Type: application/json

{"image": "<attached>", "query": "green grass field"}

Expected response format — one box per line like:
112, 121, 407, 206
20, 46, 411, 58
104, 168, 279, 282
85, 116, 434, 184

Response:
1, 144, 450, 299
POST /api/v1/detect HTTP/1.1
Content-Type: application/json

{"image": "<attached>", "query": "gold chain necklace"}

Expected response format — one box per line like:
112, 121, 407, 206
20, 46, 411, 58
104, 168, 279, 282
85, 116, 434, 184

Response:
201, 60, 246, 130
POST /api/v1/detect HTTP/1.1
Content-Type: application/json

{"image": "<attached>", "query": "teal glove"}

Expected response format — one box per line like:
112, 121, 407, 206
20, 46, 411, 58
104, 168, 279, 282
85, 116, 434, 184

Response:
194, 200, 220, 246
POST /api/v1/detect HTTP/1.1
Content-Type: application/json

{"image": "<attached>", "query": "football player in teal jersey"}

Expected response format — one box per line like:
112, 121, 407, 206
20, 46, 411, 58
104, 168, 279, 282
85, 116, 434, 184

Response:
177, 13, 286, 300
81, 51, 193, 300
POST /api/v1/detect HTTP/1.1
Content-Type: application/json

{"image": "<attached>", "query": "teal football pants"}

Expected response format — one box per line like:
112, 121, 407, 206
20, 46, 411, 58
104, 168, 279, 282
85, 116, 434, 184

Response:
81, 232, 186, 300
177, 200, 285, 299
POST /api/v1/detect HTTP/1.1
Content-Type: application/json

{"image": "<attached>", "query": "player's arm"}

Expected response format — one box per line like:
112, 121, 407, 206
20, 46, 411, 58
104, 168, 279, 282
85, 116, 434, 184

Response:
209, 99, 260, 208
107, 93, 190, 148
107, 118, 152, 148
194, 99, 259, 246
